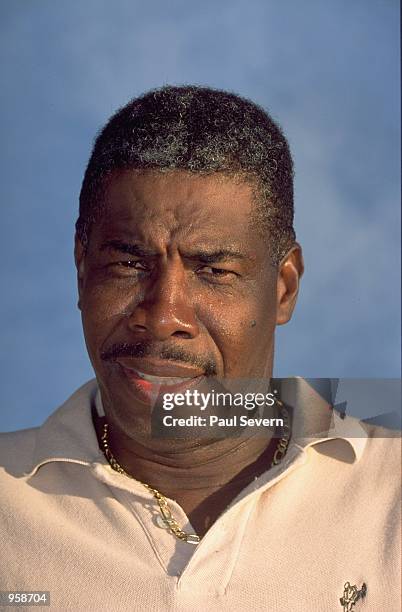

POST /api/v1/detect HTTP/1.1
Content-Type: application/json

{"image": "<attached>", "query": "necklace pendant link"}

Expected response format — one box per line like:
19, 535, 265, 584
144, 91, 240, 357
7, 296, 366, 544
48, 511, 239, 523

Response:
160, 504, 173, 521
185, 534, 201, 545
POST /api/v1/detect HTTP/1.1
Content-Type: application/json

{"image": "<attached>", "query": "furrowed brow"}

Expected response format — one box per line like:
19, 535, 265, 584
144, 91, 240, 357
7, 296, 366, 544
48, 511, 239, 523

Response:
185, 249, 247, 264
100, 241, 248, 263
100, 240, 156, 258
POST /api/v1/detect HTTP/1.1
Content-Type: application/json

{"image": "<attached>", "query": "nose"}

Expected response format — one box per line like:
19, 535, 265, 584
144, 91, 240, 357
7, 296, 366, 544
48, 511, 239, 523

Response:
127, 264, 199, 341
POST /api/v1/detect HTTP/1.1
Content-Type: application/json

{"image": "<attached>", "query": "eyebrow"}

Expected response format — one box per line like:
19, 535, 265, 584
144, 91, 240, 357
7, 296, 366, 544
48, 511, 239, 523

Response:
100, 240, 157, 258
100, 240, 247, 263
184, 249, 247, 263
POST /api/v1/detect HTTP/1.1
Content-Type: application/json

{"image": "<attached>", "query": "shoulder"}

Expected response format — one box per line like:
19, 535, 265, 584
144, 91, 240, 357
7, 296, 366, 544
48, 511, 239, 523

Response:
348, 423, 401, 520
361, 422, 400, 458
359, 422, 401, 476
0, 427, 38, 477
0, 379, 99, 479
312, 418, 400, 509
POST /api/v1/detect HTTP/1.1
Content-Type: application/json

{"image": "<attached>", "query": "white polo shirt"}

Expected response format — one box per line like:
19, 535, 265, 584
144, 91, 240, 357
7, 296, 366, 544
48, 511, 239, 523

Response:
0, 379, 400, 611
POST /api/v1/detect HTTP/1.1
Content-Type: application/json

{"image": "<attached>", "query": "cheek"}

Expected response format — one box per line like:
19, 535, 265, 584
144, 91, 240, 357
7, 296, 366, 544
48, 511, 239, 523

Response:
80, 282, 136, 355
198, 286, 277, 374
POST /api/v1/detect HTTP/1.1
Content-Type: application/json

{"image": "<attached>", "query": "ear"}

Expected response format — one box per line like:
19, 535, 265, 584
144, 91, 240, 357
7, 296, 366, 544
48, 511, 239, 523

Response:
276, 243, 304, 325
74, 234, 86, 310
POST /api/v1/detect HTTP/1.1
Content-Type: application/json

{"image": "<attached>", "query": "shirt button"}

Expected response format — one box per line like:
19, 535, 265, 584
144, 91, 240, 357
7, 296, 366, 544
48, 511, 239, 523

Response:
156, 515, 169, 530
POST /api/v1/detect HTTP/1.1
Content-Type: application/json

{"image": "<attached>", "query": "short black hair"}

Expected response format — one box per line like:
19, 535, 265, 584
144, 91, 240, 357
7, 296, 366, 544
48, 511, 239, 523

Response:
77, 85, 296, 264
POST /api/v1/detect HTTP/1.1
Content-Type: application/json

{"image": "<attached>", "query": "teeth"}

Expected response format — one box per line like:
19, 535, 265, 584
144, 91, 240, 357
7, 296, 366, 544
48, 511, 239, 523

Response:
136, 371, 191, 385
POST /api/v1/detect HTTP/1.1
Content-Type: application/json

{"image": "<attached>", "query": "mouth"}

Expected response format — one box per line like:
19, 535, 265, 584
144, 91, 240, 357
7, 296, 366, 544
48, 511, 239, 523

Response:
116, 358, 205, 401
131, 370, 196, 386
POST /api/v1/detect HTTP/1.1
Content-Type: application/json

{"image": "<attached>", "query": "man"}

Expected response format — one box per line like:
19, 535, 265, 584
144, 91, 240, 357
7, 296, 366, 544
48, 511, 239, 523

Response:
0, 86, 400, 611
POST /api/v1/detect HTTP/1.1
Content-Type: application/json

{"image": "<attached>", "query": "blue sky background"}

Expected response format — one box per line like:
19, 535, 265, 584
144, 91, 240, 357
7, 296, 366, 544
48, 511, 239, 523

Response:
0, 0, 400, 431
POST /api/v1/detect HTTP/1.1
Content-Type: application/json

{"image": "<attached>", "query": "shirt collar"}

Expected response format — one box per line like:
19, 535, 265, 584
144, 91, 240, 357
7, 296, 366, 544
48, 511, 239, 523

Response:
24, 379, 102, 477
22, 377, 367, 478
277, 377, 367, 461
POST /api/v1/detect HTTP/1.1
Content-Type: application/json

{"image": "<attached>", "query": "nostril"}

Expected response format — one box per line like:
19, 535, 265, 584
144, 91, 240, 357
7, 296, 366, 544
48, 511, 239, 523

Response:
132, 324, 147, 333
172, 330, 193, 339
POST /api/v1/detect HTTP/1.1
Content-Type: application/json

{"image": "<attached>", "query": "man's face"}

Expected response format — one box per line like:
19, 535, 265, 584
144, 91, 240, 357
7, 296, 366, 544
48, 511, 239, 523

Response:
75, 170, 302, 434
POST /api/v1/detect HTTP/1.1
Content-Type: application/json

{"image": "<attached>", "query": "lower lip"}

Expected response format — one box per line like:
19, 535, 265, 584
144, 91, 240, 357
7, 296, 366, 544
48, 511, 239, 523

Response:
119, 365, 205, 402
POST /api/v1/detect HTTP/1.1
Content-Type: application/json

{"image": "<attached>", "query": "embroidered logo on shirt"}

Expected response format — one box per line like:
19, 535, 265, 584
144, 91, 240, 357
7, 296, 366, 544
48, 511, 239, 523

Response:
339, 582, 367, 611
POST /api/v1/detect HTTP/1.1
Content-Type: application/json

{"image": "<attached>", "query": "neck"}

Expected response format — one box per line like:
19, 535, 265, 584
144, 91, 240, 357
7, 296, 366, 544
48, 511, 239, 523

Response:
93, 409, 280, 536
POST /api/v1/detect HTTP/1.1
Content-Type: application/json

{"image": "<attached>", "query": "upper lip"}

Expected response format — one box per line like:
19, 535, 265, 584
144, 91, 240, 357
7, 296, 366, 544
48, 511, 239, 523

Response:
116, 357, 204, 378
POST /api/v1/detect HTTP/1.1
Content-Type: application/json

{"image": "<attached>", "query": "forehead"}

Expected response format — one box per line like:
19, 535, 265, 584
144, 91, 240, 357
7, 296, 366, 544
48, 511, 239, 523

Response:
96, 170, 259, 248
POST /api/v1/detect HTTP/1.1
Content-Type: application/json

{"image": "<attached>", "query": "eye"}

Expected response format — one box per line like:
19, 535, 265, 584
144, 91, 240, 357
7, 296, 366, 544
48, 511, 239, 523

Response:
199, 266, 226, 275
196, 265, 235, 279
115, 260, 148, 270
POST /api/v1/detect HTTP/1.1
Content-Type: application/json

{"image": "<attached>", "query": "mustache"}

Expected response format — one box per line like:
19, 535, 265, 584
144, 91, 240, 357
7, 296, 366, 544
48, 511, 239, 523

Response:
100, 341, 217, 376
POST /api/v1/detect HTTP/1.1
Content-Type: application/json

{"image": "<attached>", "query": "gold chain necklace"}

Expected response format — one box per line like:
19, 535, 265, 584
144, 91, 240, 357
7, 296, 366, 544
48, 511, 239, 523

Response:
100, 401, 290, 545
